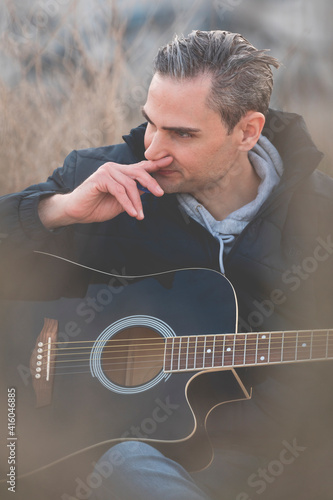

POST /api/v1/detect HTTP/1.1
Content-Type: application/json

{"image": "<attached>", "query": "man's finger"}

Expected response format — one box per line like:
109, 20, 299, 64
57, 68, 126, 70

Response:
139, 156, 173, 172
106, 171, 145, 219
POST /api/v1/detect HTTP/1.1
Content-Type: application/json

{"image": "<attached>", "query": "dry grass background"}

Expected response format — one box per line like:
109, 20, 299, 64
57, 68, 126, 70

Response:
0, 0, 332, 195
0, 0, 132, 194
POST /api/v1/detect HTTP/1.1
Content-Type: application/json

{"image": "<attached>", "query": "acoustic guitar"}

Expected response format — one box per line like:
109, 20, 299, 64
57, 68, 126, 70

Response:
1, 253, 332, 499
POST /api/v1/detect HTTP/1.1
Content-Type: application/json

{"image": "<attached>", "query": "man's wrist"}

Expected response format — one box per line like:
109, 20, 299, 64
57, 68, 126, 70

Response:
38, 194, 74, 229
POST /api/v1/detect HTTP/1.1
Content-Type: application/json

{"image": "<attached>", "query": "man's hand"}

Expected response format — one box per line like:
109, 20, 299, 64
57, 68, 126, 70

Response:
38, 157, 173, 229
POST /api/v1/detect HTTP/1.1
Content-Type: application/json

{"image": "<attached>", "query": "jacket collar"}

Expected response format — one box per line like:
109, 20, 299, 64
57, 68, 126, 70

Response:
122, 123, 147, 161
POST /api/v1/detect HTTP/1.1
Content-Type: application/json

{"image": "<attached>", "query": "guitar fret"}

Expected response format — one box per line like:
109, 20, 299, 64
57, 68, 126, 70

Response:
164, 337, 172, 372
203, 337, 207, 368
177, 337, 182, 371
185, 336, 189, 370
232, 335, 236, 366
173, 337, 182, 371
268, 332, 271, 363
178, 337, 187, 371
223, 334, 235, 366
213, 335, 224, 367
184, 337, 189, 369
245, 333, 257, 365
257, 333, 269, 364
222, 334, 226, 366
255, 333, 259, 364
281, 331, 284, 362
197, 336, 205, 369
311, 329, 327, 360
194, 336, 198, 369
170, 337, 175, 370
270, 332, 282, 362
171, 338, 177, 371
235, 333, 246, 366
243, 333, 247, 366
204, 336, 214, 368
232, 335, 239, 363
212, 335, 216, 368
297, 331, 311, 361
188, 336, 196, 370
310, 331, 313, 359
282, 331, 297, 362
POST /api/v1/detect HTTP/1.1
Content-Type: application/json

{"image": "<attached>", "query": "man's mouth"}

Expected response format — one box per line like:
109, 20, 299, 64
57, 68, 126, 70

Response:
155, 169, 177, 176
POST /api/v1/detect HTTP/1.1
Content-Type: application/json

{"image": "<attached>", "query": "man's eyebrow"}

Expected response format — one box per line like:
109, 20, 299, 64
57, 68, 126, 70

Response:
141, 107, 201, 134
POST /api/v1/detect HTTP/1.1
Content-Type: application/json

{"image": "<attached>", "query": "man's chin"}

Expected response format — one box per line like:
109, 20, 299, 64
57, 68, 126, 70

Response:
153, 174, 182, 194
158, 184, 179, 194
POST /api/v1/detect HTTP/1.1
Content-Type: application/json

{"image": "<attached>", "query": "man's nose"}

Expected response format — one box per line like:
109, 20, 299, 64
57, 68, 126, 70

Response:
144, 132, 170, 161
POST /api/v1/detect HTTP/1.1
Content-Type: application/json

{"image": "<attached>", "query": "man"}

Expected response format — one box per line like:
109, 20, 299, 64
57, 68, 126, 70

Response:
1, 31, 332, 499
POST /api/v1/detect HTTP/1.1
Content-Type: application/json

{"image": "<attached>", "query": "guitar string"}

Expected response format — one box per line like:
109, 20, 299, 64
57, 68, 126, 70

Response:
34, 351, 333, 378
36, 336, 332, 364
41, 342, 332, 367
41, 343, 331, 366
38, 332, 333, 356
32, 339, 332, 376
36, 341, 333, 368
33, 331, 332, 369
36, 345, 332, 373
39, 329, 333, 347
40, 340, 331, 363
34, 340, 333, 376
39, 333, 332, 356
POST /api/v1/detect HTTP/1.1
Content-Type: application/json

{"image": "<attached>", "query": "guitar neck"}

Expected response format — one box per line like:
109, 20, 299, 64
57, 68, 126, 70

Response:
164, 329, 333, 373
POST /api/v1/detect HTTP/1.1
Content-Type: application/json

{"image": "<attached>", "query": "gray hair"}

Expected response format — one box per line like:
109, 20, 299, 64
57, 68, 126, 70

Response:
153, 30, 280, 132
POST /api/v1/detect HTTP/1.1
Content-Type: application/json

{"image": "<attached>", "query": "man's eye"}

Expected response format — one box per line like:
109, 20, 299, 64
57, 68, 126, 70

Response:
176, 131, 192, 138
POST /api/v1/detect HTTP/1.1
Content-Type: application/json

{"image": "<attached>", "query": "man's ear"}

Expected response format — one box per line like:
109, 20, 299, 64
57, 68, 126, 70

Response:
237, 111, 265, 151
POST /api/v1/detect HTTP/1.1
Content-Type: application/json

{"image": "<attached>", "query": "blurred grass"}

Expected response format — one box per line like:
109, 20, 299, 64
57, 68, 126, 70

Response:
0, 57, 129, 194
0, 0, 332, 196
0, 0, 135, 194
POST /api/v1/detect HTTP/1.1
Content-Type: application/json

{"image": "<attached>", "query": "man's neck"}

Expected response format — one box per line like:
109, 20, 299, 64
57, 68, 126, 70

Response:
192, 157, 261, 221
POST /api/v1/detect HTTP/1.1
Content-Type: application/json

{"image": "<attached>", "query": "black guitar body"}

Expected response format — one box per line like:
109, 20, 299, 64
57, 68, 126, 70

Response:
0, 259, 251, 499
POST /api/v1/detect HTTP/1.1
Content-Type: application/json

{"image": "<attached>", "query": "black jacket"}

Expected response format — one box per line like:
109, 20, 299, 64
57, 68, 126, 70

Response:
1, 109, 332, 332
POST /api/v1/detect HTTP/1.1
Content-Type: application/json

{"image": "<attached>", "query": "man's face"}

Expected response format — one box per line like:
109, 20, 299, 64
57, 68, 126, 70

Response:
143, 73, 243, 197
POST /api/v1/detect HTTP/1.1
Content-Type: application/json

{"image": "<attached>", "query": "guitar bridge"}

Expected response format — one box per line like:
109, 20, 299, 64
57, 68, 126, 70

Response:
30, 318, 58, 408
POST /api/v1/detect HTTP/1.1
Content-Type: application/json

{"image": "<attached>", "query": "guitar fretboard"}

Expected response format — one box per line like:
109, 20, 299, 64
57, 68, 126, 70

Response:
164, 330, 333, 372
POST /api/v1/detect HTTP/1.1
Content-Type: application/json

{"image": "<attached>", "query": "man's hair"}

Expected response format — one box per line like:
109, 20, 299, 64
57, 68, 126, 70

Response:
153, 30, 280, 132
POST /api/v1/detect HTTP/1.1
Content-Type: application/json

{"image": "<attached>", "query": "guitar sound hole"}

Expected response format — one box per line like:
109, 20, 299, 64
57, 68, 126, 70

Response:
101, 327, 165, 387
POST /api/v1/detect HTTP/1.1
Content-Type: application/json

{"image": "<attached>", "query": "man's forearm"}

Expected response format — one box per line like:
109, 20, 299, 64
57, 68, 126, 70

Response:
38, 194, 75, 229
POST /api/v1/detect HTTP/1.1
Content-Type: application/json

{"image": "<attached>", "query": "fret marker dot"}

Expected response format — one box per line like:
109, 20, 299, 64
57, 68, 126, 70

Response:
261, 335, 266, 339
207, 349, 212, 354
227, 347, 231, 352
302, 343, 307, 348
260, 356, 265, 361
